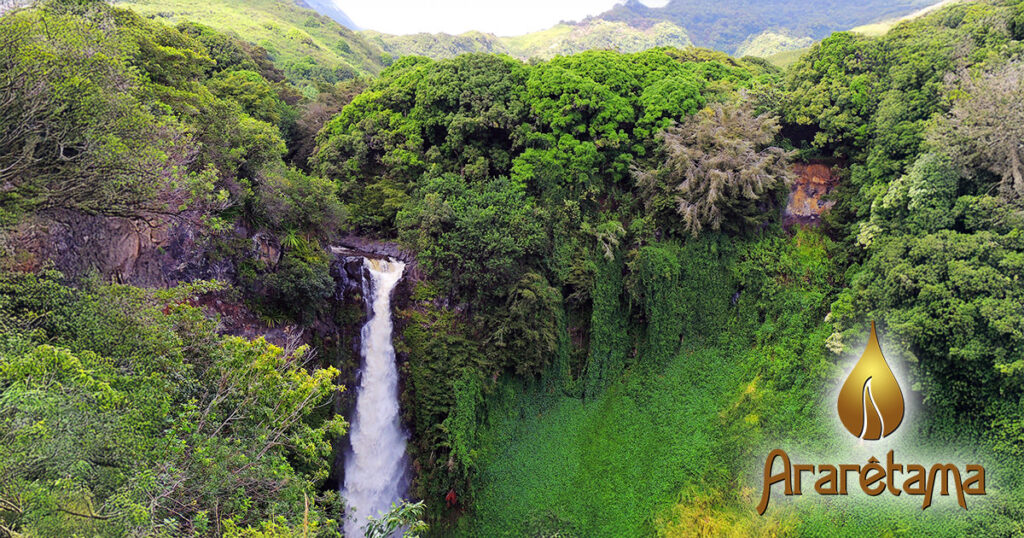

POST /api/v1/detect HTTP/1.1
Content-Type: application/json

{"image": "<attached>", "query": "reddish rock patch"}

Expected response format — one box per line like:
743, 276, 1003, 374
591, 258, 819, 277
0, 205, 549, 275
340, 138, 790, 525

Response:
785, 163, 840, 225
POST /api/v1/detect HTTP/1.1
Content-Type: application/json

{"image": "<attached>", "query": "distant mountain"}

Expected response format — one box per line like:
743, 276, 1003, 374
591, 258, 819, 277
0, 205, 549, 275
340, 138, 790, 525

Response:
362, 19, 692, 61
341, 0, 944, 64
592, 0, 941, 53
296, 0, 358, 30
118, 0, 385, 84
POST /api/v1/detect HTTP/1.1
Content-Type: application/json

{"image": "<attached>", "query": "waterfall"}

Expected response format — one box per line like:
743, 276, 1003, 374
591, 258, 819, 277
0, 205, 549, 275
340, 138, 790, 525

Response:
342, 257, 409, 537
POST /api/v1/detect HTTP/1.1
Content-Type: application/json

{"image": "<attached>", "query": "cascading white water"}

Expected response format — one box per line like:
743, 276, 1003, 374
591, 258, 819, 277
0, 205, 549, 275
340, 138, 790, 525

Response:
342, 258, 409, 537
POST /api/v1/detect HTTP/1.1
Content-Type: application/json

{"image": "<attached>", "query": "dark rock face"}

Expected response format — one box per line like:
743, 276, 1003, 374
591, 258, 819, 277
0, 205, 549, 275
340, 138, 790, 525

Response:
330, 254, 367, 302
325, 254, 369, 492
8, 210, 245, 287
7, 209, 299, 344
333, 234, 414, 262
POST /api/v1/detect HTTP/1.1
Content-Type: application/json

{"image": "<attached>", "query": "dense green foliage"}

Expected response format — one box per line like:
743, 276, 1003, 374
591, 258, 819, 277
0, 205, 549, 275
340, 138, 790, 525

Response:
783, 0, 1024, 444
0, 5, 363, 532
0, 2, 212, 223
0, 271, 344, 536
4, 0, 1024, 536
314, 49, 772, 236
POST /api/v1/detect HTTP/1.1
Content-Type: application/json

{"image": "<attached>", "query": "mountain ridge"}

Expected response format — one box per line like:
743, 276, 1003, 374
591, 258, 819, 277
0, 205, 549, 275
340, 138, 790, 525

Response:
337, 0, 945, 62
591, 0, 941, 52
361, 18, 693, 60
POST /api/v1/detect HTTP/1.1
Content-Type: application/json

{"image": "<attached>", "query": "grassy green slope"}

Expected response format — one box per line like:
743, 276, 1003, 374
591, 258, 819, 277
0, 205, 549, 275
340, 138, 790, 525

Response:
362, 29, 510, 59
516, 20, 692, 59
456, 233, 820, 536
465, 344, 743, 536
455, 230, 1003, 537
117, 0, 385, 85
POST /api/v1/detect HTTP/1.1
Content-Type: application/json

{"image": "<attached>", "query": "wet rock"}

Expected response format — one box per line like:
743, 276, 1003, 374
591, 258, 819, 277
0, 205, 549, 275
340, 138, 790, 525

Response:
333, 234, 412, 262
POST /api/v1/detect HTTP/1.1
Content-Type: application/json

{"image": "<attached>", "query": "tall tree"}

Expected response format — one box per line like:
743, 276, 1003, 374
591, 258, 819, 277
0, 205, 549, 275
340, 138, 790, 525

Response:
635, 100, 793, 236
929, 62, 1024, 201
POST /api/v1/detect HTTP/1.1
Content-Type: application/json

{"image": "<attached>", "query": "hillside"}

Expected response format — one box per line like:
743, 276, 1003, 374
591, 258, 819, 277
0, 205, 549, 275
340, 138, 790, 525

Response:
764, 0, 966, 68
594, 0, 940, 53
506, 20, 692, 58
117, 0, 385, 86
362, 19, 692, 60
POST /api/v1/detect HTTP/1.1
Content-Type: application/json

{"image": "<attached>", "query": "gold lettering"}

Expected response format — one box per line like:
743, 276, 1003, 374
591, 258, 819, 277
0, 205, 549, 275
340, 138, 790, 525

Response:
793, 464, 815, 495
886, 450, 903, 496
923, 464, 965, 509
757, 449, 792, 515
859, 457, 886, 496
753, 449, 985, 515
904, 464, 926, 495
839, 464, 859, 494
815, 464, 838, 495
963, 465, 986, 495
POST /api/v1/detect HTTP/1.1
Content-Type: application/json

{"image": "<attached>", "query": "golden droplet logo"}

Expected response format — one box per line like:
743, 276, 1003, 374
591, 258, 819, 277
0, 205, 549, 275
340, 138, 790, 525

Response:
837, 322, 904, 440
756, 322, 986, 515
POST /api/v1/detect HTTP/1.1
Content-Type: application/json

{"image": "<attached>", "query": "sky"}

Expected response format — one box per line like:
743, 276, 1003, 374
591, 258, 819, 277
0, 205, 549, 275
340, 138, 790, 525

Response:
334, 0, 670, 36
